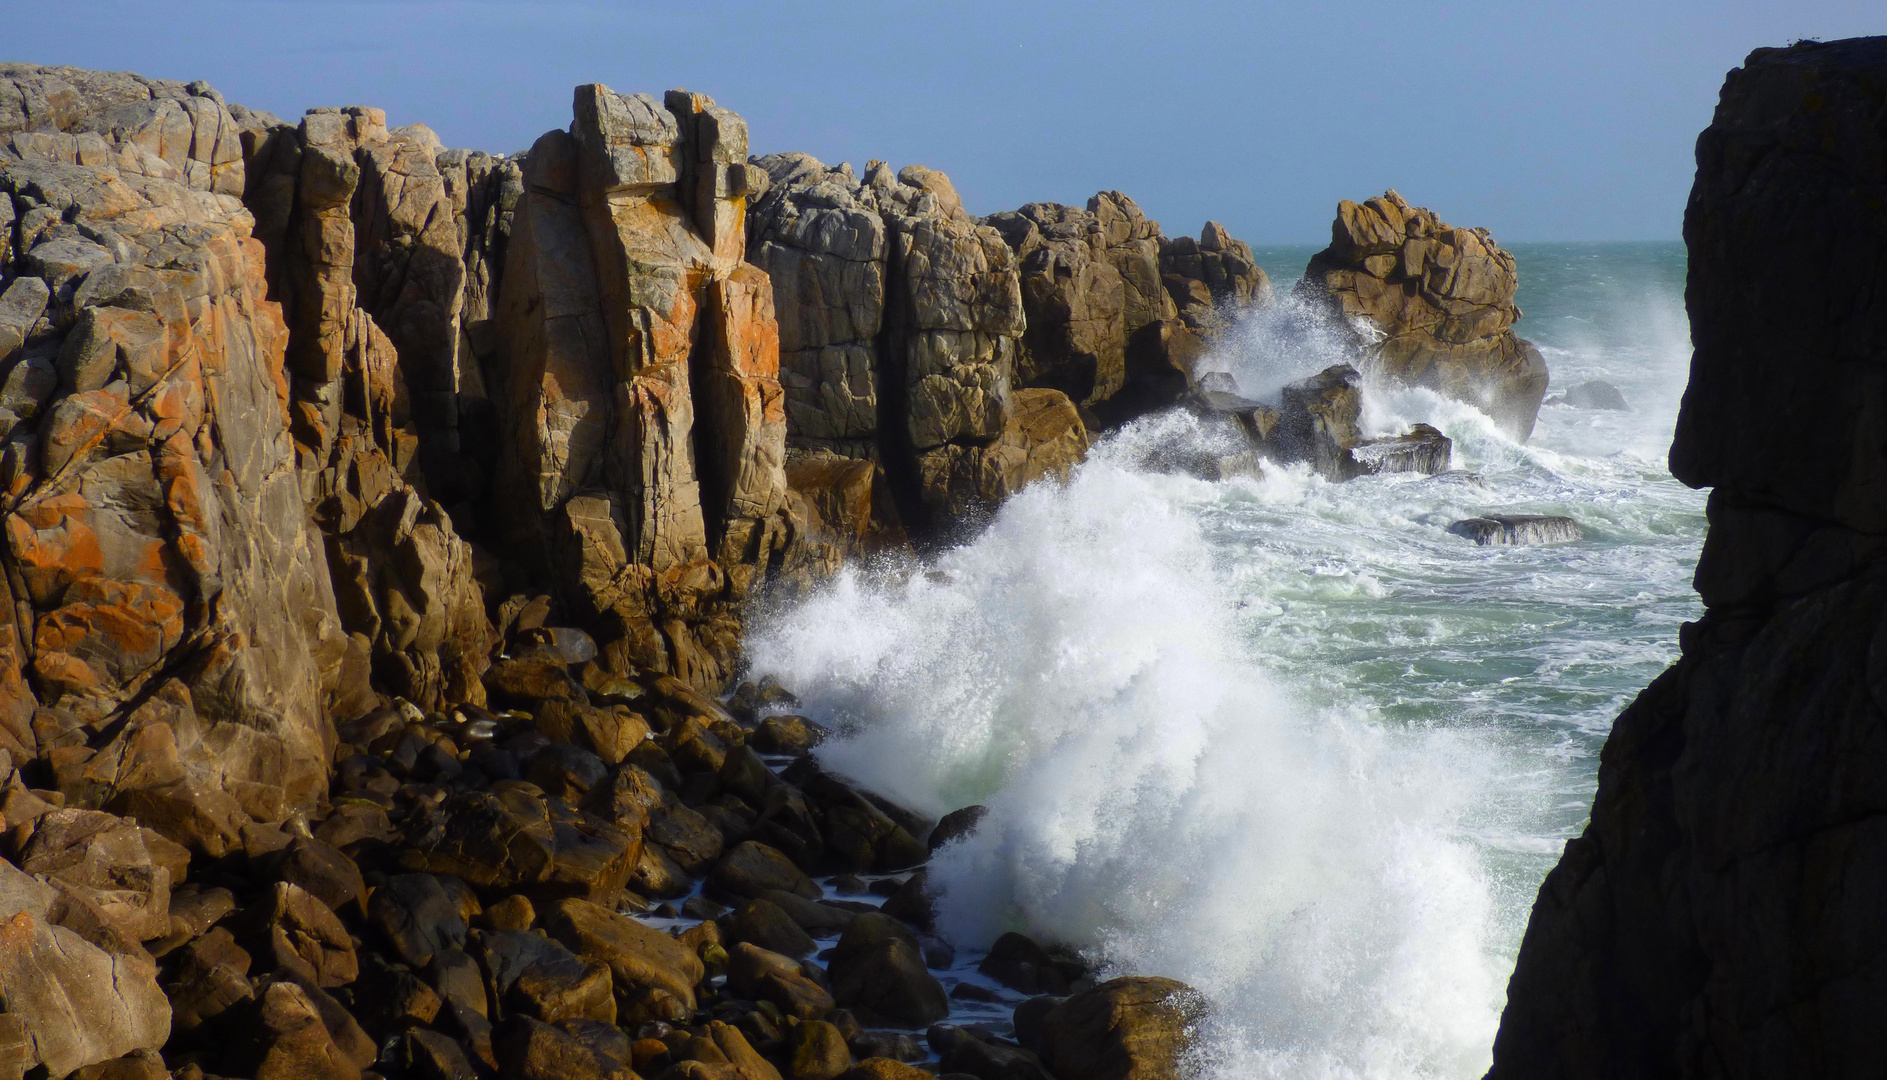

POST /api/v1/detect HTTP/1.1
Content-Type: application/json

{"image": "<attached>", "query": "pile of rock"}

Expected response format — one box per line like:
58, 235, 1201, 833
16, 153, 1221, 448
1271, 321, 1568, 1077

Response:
1299, 191, 1550, 440
0, 625, 1200, 1080
0, 62, 1209, 1080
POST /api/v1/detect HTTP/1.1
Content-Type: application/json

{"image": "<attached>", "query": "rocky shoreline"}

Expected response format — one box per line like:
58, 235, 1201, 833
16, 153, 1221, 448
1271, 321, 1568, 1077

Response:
0, 62, 1554, 1080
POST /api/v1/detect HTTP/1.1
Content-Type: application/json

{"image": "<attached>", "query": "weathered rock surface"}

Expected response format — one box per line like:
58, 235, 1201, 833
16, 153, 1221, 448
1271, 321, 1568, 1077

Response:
748, 153, 1086, 539
1489, 36, 1887, 1080
1039, 977, 1201, 1080
1447, 514, 1580, 546
0, 63, 348, 821
1300, 190, 1549, 440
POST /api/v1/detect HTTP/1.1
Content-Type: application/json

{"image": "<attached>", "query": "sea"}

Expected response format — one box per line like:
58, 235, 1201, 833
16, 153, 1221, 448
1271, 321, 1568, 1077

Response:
741, 242, 1704, 1079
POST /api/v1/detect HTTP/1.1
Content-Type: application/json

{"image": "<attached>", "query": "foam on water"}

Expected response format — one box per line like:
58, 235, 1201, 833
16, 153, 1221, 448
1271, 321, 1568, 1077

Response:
744, 243, 1705, 1079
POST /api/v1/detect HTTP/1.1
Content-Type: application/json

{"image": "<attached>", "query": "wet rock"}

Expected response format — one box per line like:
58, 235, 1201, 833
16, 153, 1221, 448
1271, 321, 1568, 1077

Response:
1300, 190, 1549, 439
484, 657, 587, 707
797, 771, 927, 873
878, 869, 936, 930
728, 896, 817, 958
495, 1015, 604, 1080
827, 913, 948, 1027
927, 1025, 1051, 1080
726, 941, 834, 1020
649, 803, 726, 874
1447, 514, 1581, 546
787, 1020, 853, 1080
757, 889, 857, 934
834, 1056, 929, 1080
977, 932, 1071, 996
752, 715, 828, 756
540, 897, 702, 1020
535, 701, 651, 766
1556, 379, 1628, 410
712, 840, 821, 900
926, 805, 987, 853
1039, 977, 1203, 1080
1350, 423, 1452, 476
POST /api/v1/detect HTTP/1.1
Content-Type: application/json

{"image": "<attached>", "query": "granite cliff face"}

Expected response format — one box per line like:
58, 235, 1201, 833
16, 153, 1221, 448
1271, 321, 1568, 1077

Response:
1300, 191, 1549, 440
1489, 37, 1887, 1079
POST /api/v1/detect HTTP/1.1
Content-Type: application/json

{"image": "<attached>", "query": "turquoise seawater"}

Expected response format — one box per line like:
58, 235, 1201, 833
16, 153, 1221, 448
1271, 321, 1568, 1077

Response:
747, 242, 1706, 1078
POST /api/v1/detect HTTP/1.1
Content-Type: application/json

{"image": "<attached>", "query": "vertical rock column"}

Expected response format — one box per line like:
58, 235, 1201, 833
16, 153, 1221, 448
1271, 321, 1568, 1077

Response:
496, 85, 796, 689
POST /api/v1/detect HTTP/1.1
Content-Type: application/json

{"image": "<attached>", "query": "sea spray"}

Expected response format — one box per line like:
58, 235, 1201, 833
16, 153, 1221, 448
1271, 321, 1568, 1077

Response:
746, 243, 1708, 1079
747, 422, 1510, 1078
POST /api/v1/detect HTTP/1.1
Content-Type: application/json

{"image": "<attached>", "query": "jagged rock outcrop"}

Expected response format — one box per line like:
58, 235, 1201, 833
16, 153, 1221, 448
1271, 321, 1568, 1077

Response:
493, 86, 805, 688
1489, 36, 1887, 1079
1300, 191, 1549, 440
747, 154, 1086, 538
0, 63, 347, 822
1159, 219, 1271, 333
986, 195, 1269, 430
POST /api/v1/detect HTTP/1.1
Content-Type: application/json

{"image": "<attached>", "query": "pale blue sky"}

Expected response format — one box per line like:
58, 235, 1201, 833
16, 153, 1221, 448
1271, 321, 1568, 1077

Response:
10, 2, 1879, 241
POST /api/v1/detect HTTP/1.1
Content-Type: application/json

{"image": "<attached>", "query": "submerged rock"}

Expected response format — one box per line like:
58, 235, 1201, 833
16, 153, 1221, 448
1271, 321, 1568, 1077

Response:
1350, 423, 1452, 476
1448, 515, 1581, 546
1554, 379, 1629, 410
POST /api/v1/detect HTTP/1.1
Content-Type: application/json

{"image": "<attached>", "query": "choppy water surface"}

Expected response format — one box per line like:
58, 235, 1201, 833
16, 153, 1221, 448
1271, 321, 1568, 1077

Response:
746, 242, 1703, 1079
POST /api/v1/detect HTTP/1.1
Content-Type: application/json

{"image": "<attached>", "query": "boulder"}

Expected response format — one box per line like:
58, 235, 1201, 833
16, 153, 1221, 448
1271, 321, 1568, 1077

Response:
0, 904, 170, 1078
241, 980, 368, 1080
16, 807, 184, 942
927, 805, 987, 852
1556, 379, 1628, 410
476, 928, 616, 1025
540, 897, 703, 1018
927, 1025, 1051, 1080
786, 1020, 852, 1080
711, 840, 821, 899
1039, 977, 1203, 1080
1447, 515, 1581, 546
255, 880, 358, 987
728, 896, 817, 958
1300, 190, 1550, 440
726, 941, 834, 1020
495, 1016, 604, 1080
164, 926, 254, 1036
833, 1061, 930, 1080
1350, 423, 1452, 476
367, 872, 469, 968
977, 932, 1071, 996
400, 785, 641, 905
826, 913, 948, 1027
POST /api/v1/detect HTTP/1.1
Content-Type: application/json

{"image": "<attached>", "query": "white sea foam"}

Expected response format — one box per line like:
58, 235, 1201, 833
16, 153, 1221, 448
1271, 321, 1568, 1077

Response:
745, 245, 1707, 1079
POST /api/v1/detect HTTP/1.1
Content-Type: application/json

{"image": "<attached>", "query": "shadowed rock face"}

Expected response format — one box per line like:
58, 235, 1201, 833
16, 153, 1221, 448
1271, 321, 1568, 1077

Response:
1488, 36, 1887, 1079
1300, 190, 1550, 441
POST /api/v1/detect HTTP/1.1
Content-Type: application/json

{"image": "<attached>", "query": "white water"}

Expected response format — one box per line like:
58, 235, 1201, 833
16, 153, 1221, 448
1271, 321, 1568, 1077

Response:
745, 244, 1705, 1078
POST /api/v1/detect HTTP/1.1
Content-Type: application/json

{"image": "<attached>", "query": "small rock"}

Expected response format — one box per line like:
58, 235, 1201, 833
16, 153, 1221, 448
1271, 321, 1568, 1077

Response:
480, 894, 537, 932
1448, 514, 1582, 546
926, 805, 988, 853
783, 1019, 851, 1080
476, 929, 615, 1025
728, 898, 817, 959
712, 841, 822, 900
1558, 379, 1629, 410
977, 932, 1070, 995
726, 941, 834, 1020
752, 716, 828, 756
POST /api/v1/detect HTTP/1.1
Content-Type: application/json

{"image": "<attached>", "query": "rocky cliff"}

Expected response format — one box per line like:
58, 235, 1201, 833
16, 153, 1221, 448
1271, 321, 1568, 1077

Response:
1300, 191, 1549, 440
1488, 36, 1887, 1078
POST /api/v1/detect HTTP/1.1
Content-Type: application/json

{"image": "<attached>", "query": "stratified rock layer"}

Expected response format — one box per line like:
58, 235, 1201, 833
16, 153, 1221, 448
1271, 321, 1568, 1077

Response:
1301, 191, 1549, 440
1488, 36, 1887, 1080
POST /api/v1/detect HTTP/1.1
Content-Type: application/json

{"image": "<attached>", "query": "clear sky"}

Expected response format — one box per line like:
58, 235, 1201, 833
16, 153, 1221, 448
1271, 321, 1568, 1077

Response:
9, 2, 1880, 242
